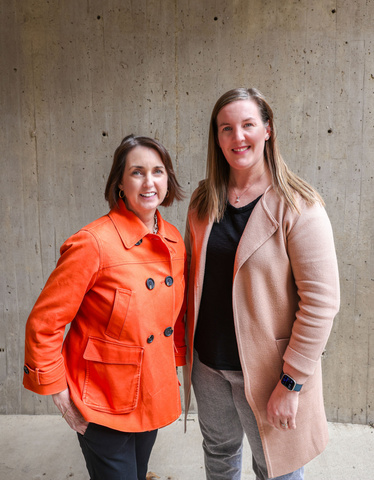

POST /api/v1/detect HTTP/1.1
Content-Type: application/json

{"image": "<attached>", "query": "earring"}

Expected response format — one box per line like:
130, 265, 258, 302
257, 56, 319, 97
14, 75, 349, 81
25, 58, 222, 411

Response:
119, 190, 125, 198
165, 190, 169, 198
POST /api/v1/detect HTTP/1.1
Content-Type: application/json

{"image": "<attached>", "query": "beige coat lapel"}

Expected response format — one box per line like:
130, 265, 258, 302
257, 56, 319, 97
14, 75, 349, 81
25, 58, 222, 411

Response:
234, 189, 279, 275
186, 210, 212, 334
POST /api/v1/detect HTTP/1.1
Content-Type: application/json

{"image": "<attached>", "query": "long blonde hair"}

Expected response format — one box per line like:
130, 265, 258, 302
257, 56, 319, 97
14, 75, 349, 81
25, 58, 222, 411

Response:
191, 87, 324, 222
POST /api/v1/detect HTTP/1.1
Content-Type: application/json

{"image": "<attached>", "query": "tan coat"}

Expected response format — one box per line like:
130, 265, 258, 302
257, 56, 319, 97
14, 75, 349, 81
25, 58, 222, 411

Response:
183, 186, 340, 478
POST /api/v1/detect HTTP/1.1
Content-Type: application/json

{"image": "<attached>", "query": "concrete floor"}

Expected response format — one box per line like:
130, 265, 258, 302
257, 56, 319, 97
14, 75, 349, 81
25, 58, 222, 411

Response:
0, 414, 373, 480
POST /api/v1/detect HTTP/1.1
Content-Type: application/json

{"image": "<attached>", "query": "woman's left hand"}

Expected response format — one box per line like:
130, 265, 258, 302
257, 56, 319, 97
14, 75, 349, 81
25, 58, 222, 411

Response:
266, 381, 299, 431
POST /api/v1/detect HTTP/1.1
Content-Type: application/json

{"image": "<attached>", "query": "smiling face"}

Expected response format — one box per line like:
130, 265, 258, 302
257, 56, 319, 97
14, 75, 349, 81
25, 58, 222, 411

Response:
118, 146, 168, 225
216, 99, 270, 174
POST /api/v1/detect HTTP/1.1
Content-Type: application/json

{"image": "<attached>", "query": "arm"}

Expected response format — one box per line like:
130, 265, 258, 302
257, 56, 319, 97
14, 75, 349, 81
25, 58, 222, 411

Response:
23, 229, 100, 395
267, 202, 340, 430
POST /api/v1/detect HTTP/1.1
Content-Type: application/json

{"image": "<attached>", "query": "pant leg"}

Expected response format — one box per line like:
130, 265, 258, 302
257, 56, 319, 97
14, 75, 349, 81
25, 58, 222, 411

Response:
227, 370, 269, 480
78, 423, 157, 480
266, 467, 304, 480
135, 430, 158, 480
192, 351, 244, 480
228, 371, 304, 480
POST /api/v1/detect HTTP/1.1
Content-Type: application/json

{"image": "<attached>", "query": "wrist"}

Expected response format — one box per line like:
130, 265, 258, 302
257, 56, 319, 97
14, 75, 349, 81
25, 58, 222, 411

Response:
280, 371, 303, 392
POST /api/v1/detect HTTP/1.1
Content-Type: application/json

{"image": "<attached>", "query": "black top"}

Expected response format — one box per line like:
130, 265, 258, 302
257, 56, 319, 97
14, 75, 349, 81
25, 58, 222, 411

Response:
194, 195, 261, 370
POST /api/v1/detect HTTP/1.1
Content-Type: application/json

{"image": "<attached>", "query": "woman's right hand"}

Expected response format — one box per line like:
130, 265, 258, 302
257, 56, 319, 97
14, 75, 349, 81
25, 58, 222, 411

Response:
52, 388, 89, 435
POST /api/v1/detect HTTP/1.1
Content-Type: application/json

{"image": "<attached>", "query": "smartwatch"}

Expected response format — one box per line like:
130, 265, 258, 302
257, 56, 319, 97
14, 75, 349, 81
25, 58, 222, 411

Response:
280, 371, 303, 392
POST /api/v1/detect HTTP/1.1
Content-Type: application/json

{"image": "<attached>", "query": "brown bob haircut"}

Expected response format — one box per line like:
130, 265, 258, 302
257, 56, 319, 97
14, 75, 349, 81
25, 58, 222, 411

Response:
105, 134, 183, 210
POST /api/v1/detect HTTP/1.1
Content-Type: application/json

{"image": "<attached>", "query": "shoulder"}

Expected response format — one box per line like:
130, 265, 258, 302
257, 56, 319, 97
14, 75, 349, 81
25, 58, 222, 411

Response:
263, 187, 328, 226
60, 214, 111, 254
162, 217, 184, 243
188, 180, 208, 215
190, 180, 207, 202
188, 181, 209, 219
81, 213, 112, 234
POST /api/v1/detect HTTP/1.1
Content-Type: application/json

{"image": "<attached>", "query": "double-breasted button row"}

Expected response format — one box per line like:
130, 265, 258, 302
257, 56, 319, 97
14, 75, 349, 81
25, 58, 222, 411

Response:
164, 327, 173, 337
146, 327, 173, 344
165, 276, 173, 287
146, 276, 174, 290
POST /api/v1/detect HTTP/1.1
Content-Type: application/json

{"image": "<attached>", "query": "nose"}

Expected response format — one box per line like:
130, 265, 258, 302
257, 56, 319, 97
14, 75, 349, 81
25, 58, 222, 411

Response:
233, 127, 245, 142
143, 172, 154, 187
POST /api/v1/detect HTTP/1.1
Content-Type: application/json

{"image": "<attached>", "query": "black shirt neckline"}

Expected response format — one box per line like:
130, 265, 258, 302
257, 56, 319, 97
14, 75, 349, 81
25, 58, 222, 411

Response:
226, 194, 262, 214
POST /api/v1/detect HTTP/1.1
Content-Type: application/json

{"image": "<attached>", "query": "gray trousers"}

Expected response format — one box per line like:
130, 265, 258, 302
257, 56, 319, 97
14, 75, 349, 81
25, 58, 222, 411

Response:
192, 352, 304, 480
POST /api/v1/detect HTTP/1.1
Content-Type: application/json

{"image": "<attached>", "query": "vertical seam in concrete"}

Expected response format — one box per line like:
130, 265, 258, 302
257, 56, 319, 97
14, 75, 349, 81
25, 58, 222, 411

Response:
174, 1, 179, 169
362, 34, 371, 424
359, 41, 367, 422
30, 38, 44, 283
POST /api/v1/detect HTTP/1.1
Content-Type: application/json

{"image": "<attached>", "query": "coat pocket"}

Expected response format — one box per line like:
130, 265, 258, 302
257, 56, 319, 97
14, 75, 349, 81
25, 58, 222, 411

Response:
82, 337, 143, 414
275, 337, 290, 360
106, 288, 132, 340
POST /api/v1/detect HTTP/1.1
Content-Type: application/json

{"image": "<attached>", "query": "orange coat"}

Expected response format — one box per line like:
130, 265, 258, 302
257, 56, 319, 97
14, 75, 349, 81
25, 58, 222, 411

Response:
24, 201, 186, 432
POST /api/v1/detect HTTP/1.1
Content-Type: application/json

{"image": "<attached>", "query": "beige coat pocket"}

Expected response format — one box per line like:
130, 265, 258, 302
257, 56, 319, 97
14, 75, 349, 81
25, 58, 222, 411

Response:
82, 337, 143, 414
275, 338, 290, 360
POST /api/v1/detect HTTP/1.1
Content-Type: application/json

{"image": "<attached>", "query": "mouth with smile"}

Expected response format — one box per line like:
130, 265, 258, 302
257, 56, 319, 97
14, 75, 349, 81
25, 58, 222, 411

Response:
232, 146, 250, 153
140, 192, 157, 198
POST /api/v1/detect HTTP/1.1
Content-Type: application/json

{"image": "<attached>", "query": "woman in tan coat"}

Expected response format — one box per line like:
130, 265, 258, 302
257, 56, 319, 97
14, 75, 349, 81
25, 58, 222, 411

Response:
183, 88, 340, 479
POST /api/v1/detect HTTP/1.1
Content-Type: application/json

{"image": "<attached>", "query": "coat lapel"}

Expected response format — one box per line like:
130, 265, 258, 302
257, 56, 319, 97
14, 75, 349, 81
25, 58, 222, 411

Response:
109, 201, 149, 248
234, 187, 279, 274
188, 209, 212, 327
189, 187, 279, 314
109, 201, 179, 249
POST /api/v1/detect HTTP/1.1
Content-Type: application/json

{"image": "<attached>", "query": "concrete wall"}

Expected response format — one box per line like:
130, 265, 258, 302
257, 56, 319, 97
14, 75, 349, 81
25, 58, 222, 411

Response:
1, 0, 373, 424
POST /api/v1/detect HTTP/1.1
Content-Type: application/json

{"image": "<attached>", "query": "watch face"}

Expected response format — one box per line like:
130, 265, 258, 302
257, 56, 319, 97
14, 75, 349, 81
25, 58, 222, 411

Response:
281, 374, 296, 391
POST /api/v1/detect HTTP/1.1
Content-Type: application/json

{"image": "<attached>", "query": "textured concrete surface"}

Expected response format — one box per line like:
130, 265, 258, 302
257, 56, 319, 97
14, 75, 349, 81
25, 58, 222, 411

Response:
0, 414, 373, 480
1, 0, 374, 427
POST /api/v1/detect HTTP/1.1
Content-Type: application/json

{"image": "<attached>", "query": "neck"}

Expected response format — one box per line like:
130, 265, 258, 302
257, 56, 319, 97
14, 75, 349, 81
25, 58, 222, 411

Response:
123, 199, 157, 232
229, 164, 269, 190
137, 211, 157, 232
228, 164, 271, 206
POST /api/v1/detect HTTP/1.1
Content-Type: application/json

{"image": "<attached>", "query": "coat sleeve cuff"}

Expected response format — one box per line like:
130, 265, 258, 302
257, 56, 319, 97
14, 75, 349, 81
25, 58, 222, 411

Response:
23, 357, 68, 395
283, 346, 318, 383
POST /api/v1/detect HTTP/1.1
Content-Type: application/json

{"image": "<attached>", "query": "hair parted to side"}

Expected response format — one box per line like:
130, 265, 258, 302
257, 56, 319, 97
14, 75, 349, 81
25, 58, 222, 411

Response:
190, 87, 324, 222
105, 134, 184, 210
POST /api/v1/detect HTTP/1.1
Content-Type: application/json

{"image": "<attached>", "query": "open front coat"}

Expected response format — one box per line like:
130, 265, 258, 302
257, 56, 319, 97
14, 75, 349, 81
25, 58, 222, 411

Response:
24, 200, 186, 433
183, 186, 340, 478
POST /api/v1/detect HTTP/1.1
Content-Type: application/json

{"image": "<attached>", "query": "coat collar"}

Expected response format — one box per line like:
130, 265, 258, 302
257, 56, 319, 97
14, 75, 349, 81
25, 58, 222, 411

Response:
188, 185, 279, 276
234, 185, 279, 272
108, 200, 179, 249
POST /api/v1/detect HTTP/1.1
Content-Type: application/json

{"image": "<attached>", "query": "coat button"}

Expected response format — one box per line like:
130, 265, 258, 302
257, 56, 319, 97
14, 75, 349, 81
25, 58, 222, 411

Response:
135, 239, 143, 246
147, 335, 154, 344
24, 365, 29, 374
164, 327, 173, 337
146, 278, 155, 290
165, 276, 173, 286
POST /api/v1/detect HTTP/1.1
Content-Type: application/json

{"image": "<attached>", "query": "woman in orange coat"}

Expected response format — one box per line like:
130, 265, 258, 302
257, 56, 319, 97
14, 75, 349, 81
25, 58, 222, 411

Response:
23, 134, 187, 480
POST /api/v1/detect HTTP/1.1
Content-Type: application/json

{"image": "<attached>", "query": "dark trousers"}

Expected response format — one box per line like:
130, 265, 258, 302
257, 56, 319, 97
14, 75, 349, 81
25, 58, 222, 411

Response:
78, 423, 158, 480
